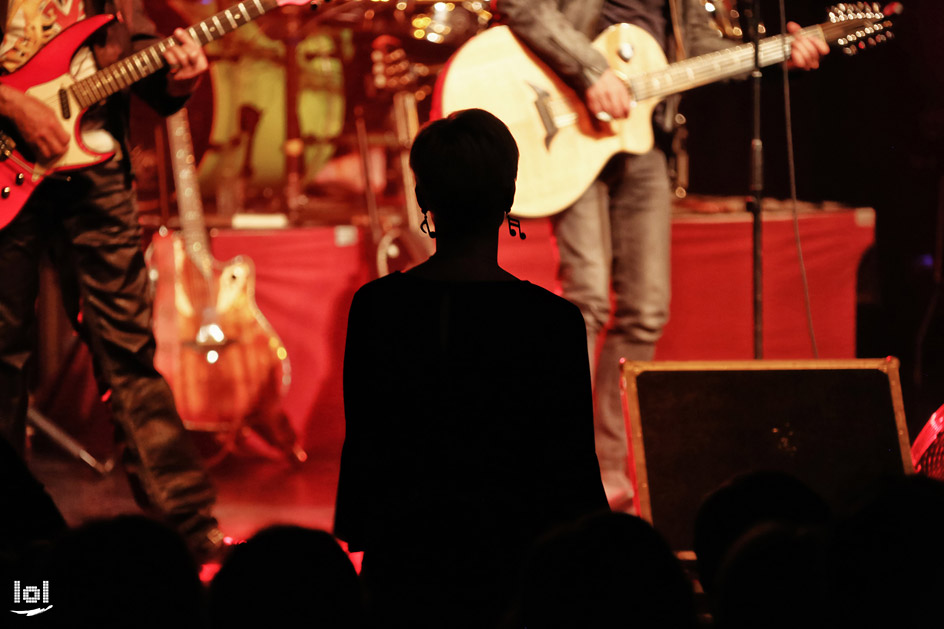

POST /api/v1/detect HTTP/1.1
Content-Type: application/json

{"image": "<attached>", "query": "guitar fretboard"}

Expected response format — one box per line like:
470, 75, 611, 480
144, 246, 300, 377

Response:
627, 11, 888, 102
69, 0, 279, 109
627, 25, 823, 102
166, 110, 213, 277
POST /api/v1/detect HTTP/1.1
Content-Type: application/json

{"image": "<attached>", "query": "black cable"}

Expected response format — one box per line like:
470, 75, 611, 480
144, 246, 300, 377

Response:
778, 0, 819, 358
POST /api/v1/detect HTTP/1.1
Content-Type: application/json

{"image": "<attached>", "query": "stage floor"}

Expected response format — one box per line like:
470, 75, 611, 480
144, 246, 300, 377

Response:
29, 442, 341, 544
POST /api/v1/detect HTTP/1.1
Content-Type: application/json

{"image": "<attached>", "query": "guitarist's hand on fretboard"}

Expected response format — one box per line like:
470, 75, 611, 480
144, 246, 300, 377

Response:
164, 28, 210, 97
586, 68, 633, 121
0, 86, 69, 161
785, 21, 830, 71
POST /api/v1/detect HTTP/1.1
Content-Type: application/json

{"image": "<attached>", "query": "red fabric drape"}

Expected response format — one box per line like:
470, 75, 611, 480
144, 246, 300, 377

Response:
44, 207, 872, 454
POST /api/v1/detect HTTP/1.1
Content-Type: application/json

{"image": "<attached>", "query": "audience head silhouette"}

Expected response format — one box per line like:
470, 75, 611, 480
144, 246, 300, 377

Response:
713, 522, 827, 629
410, 108, 519, 238
826, 475, 944, 627
518, 512, 695, 629
209, 524, 362, 629
44, 515, 203, 628
694, 470, 830, 596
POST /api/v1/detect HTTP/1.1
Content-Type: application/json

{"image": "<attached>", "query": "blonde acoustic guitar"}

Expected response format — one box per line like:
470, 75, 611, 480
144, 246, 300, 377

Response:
436, 4, 894, 218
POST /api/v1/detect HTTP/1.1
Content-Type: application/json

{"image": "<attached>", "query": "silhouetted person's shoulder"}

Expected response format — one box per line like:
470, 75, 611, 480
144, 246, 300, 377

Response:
352, 271, 583, 319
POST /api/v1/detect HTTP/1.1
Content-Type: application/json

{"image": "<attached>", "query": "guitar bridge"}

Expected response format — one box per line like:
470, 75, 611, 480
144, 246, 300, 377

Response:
527, 82, 558, 150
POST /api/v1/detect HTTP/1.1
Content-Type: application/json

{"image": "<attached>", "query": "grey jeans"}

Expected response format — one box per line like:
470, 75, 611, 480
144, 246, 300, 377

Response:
551, 148, 672, 472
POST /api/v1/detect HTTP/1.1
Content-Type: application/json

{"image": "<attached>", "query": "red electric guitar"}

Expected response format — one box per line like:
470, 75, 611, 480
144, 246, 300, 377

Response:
0, 0, 328, 231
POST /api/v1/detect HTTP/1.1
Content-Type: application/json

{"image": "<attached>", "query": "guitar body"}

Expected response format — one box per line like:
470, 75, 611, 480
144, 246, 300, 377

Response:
0, 14, 116, 230
150, 232, 300, 461
438, 24, 667, 218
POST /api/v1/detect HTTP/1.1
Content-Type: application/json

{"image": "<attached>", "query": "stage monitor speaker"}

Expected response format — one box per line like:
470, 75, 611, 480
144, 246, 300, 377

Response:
621, 359, 913, 553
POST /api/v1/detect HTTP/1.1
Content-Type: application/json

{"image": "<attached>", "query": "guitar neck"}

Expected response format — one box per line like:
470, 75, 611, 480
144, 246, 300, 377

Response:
69, 0, 280, 109
166, 109, 213, 275
628, 24, 824, 102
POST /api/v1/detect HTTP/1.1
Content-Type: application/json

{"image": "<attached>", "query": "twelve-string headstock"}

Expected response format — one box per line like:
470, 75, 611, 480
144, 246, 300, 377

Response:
823, 2, 902, 56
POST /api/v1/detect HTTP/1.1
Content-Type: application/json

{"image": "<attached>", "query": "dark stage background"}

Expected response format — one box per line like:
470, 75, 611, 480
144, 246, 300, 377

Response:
681, 0, 944, 435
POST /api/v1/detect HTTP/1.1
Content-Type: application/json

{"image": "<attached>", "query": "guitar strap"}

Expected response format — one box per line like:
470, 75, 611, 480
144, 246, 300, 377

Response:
667, 0, 687, 61
114, 0, 134, 27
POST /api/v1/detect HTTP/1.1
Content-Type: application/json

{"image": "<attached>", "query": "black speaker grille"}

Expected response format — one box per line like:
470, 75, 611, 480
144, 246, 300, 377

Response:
632, 366, 907, 551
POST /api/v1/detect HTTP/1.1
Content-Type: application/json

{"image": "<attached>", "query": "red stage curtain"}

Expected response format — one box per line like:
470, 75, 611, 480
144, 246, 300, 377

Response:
40, 206, 872, 455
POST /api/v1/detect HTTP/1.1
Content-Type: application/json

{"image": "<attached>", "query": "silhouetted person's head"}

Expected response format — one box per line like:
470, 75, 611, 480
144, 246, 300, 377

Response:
713, 523, 827, 629
43, 515, 204, 628
518, 512, 695, 629
209, 525, 362, 629
410, 108, 518, 239
693, 470, 830, 596
826, 475, 944, 628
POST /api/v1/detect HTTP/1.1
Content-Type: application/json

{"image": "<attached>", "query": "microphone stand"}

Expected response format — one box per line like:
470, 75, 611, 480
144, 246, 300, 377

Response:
746, 0, 764, 359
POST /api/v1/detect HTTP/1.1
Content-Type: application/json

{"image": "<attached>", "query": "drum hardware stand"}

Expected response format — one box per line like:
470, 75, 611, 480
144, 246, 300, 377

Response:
27, 405, 115, 476
669, 112, 690, 199
746, 0, 764, 359
29, 277, 115, 476
354, 105, 384, 248
283, 6, 308, 220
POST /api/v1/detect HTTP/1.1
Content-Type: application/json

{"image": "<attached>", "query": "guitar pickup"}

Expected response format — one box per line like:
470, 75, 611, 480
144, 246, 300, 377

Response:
59, 88, 71, 119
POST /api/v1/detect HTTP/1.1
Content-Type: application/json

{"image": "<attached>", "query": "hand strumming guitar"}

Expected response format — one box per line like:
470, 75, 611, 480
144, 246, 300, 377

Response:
0, 26, 211, 163
586, 68, 633, 121
0, 86, 69, 161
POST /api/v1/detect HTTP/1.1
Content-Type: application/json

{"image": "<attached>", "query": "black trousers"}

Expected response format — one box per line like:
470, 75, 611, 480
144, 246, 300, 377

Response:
0, 158, 217, 543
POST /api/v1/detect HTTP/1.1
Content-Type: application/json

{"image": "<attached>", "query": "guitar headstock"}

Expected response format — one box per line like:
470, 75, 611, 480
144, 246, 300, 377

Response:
369, 38, 435, 101
823, 2, 903, 55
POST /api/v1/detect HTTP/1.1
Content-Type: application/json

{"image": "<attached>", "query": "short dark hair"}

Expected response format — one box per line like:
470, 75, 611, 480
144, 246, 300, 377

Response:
409, 109, 518, 228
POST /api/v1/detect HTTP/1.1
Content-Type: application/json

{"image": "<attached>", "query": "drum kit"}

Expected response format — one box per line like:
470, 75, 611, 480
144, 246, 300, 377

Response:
133, 0, 493, 269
